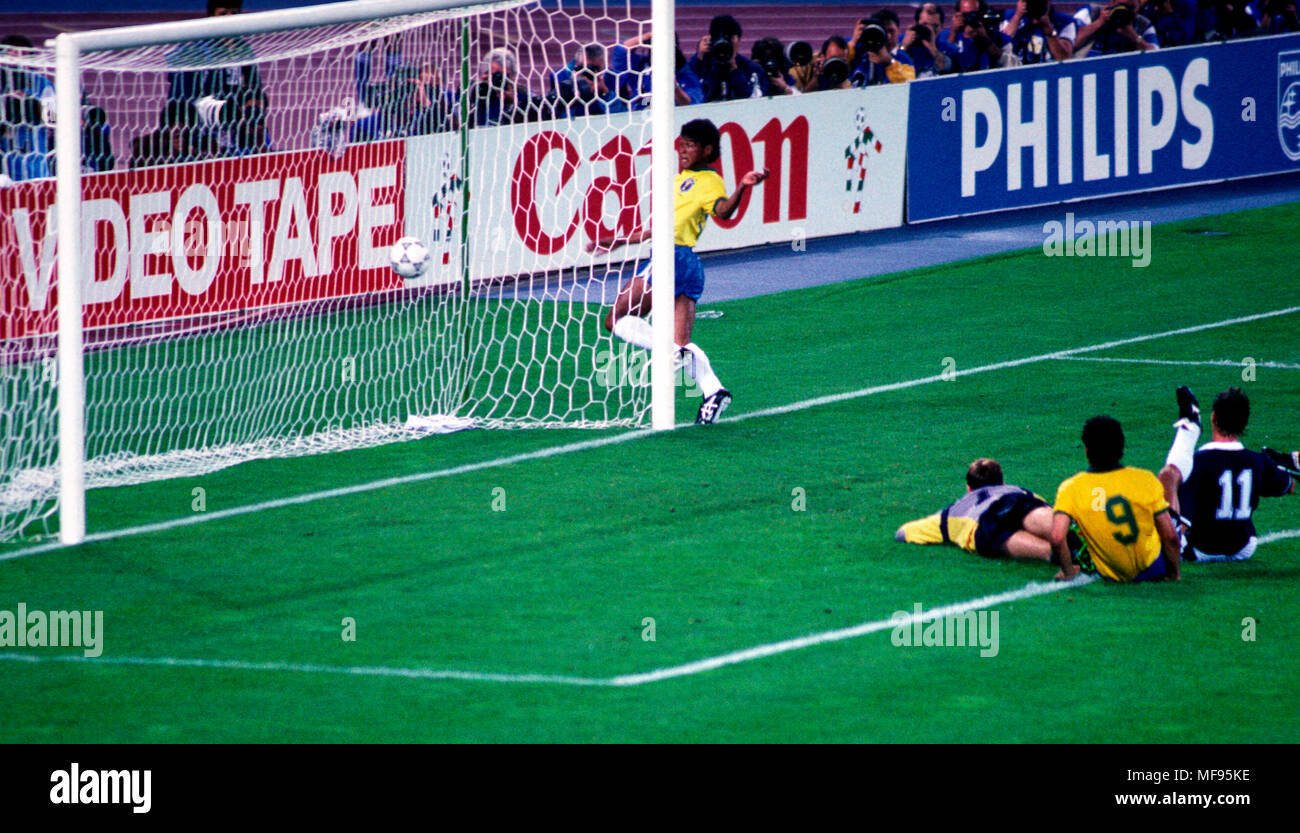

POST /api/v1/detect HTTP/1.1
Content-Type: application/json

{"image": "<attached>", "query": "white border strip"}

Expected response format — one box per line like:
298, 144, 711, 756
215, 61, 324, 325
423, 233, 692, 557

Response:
4, 304, 1299, 562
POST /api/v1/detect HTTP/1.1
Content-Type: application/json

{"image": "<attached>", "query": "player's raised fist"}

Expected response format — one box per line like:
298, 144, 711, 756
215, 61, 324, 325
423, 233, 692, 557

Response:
741, 169, 769, 187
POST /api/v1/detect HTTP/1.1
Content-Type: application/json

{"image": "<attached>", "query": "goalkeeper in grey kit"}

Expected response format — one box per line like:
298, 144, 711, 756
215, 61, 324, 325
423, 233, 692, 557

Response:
589, 118, 767, 424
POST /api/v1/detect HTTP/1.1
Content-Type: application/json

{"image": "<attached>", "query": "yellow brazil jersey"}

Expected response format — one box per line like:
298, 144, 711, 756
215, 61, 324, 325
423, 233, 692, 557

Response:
1054, 467, 1169, 582
674, 167, 727, 249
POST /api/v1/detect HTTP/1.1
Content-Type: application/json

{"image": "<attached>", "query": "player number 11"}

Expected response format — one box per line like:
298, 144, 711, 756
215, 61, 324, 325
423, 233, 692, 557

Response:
1216, 469, 1253, 521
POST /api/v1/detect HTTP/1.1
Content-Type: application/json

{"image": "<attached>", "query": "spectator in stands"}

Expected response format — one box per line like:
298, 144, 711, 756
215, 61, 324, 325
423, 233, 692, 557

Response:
163, 0, 270, 158
1196, 0, 1263, 39
793, 36, 853, 92
690, 14, 768, 101
1260, 0, 1300, 32
0, 34, 54, 181
1002, 0, 1076, 62
609, 31, 703, 108
947, 0, 1022, 71
901, 3, 958, 76
132, 99, 212, 168
465, 47, 542, 126
353, 35, 407, 138
81, 102, 114, 172
750, 36, 799, 95
1074, 0, 1160, 55
407, 64, 456, 134
1139, 0, 1198, 46
850, 16, 917, 85
548, 44, 620, 117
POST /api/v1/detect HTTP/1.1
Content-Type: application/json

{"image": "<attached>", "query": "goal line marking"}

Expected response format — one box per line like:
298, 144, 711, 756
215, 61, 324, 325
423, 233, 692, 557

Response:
3, 303, 1298, 563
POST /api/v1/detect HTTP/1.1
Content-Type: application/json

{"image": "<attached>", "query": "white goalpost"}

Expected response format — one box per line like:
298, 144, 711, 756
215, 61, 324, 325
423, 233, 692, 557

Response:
0, 0, 678, 546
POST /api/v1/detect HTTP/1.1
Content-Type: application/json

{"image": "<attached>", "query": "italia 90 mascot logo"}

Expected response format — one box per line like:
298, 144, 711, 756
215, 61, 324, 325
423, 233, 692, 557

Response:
1279, 50, 1300, 162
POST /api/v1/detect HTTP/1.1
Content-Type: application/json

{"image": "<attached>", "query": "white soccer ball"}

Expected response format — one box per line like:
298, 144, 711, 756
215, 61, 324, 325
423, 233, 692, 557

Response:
389, 236, 429, 279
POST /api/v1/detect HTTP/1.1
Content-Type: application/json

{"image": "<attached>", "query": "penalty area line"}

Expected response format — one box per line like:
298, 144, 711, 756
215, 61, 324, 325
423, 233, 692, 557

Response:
5, 527, 1298, 687
3, 303, 1299, 562
0, 574, 1098, 688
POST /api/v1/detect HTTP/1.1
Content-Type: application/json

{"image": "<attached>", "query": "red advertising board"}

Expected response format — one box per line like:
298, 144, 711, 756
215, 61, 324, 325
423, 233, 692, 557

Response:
0, 141, 406, 339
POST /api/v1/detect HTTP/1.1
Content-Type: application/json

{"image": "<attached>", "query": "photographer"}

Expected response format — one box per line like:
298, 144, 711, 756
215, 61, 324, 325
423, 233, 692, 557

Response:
850, 17, 917, 86
1002, 0, 1076, 63
948, 0, 1022, 71
902, 3, 958, 76
1, 34, 54, 181
1260, 0, 1300, 33
1196, 0, 1263, 40
690, 14, 768, 101
610, 31, 703, 108
466, 47, 541, 126
164, 0, 270, 158
1138, 0, 1197, 46
794, 36, 853, 92
548, 44, 619, 117
1074, 0, 1159, 56
751, 36, 799, 96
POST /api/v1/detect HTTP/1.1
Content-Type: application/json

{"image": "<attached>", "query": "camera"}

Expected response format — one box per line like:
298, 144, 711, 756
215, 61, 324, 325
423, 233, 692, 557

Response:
710, 36, 734, 64
821, 56, 850, 87
752, 37, 787, 78
857, 21, 888, 53
1109, 4, 1135, 27
1027, 0, 1050, 17
978, 8, 1005, 31
786, 40, 814, 67
909, 24, 933, 43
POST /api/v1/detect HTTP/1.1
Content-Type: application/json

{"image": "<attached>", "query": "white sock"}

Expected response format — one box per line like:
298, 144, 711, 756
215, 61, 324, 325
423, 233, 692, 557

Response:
612, 315, 654, 350
1165, 419, 1201, 481
680, 341, 722, 398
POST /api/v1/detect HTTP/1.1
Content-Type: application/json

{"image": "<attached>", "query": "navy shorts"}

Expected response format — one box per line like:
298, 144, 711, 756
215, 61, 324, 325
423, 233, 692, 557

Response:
1130, 554, 1170, 582
636, 245, 706, 301
973, 492, 1049, 558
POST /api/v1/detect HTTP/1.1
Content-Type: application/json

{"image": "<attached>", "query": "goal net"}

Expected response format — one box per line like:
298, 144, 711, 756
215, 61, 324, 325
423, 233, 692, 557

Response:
0, 0, 667, 543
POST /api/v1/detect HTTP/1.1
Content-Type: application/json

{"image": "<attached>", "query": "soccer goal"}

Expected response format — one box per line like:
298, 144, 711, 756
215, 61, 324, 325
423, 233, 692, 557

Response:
0, 0, 678, 545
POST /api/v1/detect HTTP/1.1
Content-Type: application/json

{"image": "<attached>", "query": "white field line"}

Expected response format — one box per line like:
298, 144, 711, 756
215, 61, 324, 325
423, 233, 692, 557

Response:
3, 303, 1299, 563
1054, 356, 1300, 370
0, 574, 1098, 688
5, 530, 1298, 688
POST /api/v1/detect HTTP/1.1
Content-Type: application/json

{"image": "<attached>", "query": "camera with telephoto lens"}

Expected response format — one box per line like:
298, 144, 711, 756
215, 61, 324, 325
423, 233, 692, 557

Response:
821, 56, 850, 86
786, 40, 814, 67
858, 21, 888, 53
977, 8, 1005, 31
710, 36, 734, 64
752, 37, 787, 78
1108, 4, 1135, 27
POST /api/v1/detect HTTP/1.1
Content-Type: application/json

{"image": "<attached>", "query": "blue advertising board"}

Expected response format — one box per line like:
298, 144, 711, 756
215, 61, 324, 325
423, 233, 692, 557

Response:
907, 33, 1300, 222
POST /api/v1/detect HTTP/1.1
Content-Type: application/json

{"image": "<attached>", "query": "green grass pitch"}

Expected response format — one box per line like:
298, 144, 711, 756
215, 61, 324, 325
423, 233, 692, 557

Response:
2, 201, 1299, 743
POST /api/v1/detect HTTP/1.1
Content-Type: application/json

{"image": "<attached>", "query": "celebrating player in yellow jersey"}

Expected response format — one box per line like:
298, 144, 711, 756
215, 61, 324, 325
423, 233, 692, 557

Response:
588, 118, 768, 424
1051, 416, 1181, 583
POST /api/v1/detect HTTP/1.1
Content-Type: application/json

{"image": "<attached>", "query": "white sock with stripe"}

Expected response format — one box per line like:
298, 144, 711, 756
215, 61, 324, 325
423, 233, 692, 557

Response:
680, 342, 722, 398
